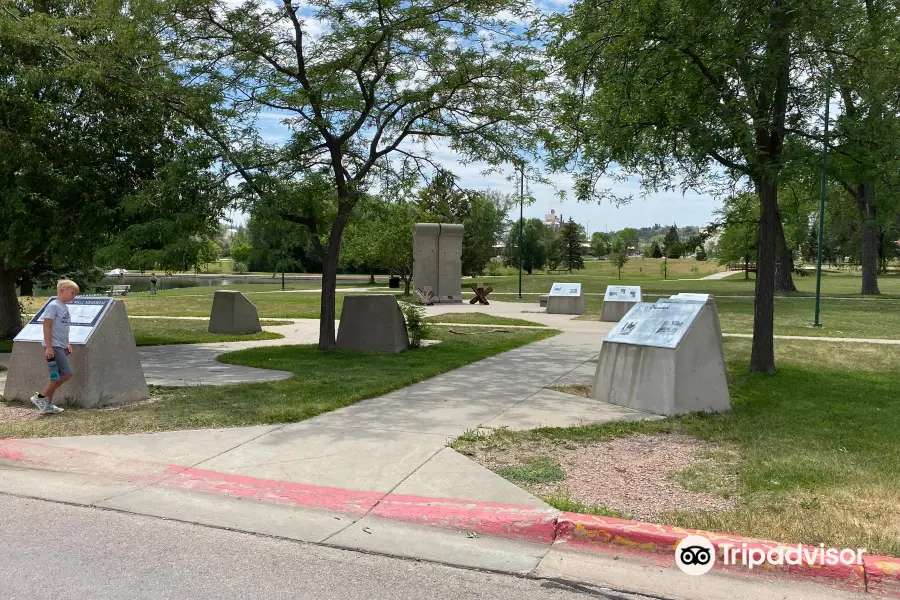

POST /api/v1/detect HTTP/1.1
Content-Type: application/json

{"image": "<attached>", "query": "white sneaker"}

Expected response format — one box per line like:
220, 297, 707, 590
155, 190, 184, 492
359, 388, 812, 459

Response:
42, 404, 64, 415
29, 393, 49, 412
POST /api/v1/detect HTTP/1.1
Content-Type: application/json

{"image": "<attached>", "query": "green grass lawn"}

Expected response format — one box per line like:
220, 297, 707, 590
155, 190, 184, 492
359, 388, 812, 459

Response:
0, 327, 557, 439
475, 266, 900, 298
486, 257, 727, 279
454, 337, 900, 556
424, 313, 545, 327
577, 295, 900, 339
0, 320, 283, 353
128, 319, 283, 346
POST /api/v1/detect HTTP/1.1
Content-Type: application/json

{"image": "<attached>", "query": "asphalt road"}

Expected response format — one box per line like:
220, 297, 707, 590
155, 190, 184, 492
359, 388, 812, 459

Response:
0, 494, 656, 600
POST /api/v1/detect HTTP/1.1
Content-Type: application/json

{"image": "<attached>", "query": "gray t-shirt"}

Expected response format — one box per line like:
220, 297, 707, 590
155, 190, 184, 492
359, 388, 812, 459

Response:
41, 299, 71, 349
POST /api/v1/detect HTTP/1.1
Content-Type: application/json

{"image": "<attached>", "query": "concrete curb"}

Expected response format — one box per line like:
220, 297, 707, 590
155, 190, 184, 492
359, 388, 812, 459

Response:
0, 439, 896, 596
554, 512, 869, 594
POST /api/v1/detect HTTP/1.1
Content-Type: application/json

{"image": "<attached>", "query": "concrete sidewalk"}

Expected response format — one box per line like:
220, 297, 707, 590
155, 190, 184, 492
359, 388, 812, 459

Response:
0, 311, 660, 572
0, 303, 880, 599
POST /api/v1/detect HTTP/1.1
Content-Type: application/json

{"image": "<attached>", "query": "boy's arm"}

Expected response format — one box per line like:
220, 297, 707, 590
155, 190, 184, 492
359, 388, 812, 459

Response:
43, 318, 55, 359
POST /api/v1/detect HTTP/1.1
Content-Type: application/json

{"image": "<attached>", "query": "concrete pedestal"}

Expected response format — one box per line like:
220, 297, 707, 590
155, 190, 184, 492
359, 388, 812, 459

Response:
546, 295, 585, 315
592, 303, 729, 415
336, 295, 409, 353
599, 301, 638, 322
208, 291, 262, 334
4, 301, 149, 408
413, 223, 464, 303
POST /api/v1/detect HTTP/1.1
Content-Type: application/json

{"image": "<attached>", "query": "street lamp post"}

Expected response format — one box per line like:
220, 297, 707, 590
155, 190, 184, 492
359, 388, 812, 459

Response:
518, 162, 524, 300
813, 75, 831, 328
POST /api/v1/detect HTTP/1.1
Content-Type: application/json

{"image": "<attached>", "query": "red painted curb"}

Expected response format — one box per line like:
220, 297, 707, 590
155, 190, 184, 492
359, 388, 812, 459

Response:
555, 513, 867, 593
0, 439, 557, 544
865, 555, 900, 598
0, 439, 892, 594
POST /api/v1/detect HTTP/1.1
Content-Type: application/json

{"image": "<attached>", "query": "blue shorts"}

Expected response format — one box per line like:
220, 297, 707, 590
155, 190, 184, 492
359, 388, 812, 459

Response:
51, 347, 74, 377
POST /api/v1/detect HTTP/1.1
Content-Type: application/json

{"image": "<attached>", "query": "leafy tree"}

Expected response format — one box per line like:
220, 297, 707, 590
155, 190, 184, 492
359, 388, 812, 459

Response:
802, 223, 819, 264
695, 244, 708, 261
609, 236, 629, 279
546, 231, 565, 271
341, 202, 417, 294
650, 241, 663, 258
247, 212, 318, 275
819, 0, 900, 294
231, 243, 253, 267
663, 226, 682, 259
231, 226, 250, 247
590, 232, 612, 257
504, 218, 551, 275
617, 228, 640, 253
560, 218, 586, 272
461, 194, 508, 276
197, 240, 221, 273
0, 0, 223, 338
548, 0, 836, 372
164, 0, 545, 350
713, 193, 758, 279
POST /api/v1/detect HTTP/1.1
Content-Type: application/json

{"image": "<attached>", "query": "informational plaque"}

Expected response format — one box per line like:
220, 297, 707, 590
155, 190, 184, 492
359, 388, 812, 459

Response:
549, 282, 583, 297
604, 285, 642, 302
605, 302, 703, 349
669, 293, 710, 303
14, 297, 115, 345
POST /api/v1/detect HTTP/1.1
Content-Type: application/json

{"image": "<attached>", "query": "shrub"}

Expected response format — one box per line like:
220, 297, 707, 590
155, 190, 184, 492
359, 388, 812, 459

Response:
399, 301, 430, 349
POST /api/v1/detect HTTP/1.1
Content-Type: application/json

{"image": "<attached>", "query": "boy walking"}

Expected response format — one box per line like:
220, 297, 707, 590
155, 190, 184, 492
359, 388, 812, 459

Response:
30, 279, 79, 414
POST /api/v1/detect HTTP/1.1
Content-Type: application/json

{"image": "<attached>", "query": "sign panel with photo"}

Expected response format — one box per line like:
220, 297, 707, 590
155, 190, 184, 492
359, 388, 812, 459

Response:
548, 282, 583, 297
605, 302, 703, 349
14, 297, 115, 345
603, 285, 642, 302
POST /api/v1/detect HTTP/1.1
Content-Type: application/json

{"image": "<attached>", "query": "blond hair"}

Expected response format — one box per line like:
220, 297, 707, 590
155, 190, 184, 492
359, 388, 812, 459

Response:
57, 279, 80, 293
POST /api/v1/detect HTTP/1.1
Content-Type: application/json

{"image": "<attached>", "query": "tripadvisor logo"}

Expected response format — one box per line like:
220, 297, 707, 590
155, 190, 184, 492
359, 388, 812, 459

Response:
675, 534, 867, 576
675, 535, 716, 576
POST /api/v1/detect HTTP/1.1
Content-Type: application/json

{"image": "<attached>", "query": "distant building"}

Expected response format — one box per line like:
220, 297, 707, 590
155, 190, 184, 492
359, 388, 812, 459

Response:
544, 209, 562, 231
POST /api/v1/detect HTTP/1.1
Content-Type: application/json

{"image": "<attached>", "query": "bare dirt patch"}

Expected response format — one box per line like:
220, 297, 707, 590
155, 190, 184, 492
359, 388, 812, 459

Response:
460, 432, 738, 521
0, 402, 42, 425
548, 384, 591, 398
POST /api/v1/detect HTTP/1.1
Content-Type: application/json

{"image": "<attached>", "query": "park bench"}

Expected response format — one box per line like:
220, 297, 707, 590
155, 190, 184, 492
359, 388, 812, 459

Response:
469, 283, 493, 305
107, 285, 131, 296
547, 269, 569, 274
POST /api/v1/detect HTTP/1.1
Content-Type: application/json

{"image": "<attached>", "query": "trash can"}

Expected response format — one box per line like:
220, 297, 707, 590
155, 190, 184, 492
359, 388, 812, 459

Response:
389, 276, 400, 289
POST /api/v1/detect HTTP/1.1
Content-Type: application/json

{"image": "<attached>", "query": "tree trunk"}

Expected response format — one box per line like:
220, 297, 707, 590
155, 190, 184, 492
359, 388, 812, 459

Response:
773, 212, 796, 292
369, 270, 375, 285
0, 269, 23, 339
318, 211, 350, 351
857, 183, 880, 295
751, 179, 777, 374
18, 271, 34, 296
319, 248, 339, 350
744, 256, 749, 280
403, 275, 411, 296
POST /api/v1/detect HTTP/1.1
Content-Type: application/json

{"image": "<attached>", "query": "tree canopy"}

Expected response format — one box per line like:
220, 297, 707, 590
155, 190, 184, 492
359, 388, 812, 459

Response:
0, 0, 224, 338
163, 0, 547, 349
547, 0, 841, 372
